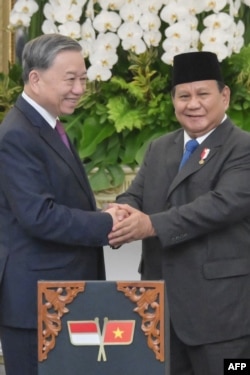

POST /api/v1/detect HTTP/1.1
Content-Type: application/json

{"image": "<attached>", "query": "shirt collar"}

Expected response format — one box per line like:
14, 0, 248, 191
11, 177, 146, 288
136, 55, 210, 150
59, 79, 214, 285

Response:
183, 114, 227, 146
22, 91, 57, 129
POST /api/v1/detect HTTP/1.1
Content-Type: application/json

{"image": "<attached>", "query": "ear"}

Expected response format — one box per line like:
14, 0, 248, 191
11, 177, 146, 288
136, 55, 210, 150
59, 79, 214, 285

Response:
28, 70, 40, 93
222, 85, 231, 110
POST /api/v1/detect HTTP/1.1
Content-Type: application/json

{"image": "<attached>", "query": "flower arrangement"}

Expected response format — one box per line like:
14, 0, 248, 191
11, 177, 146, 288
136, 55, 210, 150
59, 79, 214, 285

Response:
9, 0, 250, 78
5, 0, 250, 191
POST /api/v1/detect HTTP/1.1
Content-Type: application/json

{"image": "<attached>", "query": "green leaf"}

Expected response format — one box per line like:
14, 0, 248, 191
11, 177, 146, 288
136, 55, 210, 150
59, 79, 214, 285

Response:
107, 96, 144, 132
88, 165, 124, 192
79, 118, 114, 158
88, 167, 111, 192
107, 165, 125, 187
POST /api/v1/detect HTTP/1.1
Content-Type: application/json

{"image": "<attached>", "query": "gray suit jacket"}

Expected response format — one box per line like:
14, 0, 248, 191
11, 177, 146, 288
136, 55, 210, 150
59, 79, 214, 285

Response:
0, 95, 112, 328
117, 118, 250, 345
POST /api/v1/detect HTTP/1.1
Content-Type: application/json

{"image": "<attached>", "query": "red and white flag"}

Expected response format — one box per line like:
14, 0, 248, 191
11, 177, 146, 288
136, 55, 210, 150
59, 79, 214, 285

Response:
68, 320, 101, 346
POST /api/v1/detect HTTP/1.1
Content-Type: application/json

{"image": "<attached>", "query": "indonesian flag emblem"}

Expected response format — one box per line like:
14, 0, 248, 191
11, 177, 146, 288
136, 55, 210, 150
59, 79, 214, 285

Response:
199, 148, 210, 165
68, 317, 135, 361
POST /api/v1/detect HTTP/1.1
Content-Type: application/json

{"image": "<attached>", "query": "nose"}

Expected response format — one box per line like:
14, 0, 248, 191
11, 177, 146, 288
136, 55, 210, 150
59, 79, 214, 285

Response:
187, 96, 201, 108
72, 79, 85, 95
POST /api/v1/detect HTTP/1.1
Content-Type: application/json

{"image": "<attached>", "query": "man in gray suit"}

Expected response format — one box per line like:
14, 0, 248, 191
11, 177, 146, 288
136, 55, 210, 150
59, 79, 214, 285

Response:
109, 51, 250, 374
0, 34, 124, 375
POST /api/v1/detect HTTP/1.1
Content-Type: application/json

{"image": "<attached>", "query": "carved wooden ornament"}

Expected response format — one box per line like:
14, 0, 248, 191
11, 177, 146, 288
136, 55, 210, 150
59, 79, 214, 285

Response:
38, 281, 165, 362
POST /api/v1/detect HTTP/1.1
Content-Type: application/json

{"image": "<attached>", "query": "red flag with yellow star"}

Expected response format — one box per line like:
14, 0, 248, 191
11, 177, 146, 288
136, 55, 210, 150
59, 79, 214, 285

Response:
103, 320, 135, 345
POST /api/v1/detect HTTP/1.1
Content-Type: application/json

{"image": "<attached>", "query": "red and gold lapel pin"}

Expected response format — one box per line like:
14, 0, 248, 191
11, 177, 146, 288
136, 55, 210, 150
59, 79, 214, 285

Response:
199, 148, 210, 165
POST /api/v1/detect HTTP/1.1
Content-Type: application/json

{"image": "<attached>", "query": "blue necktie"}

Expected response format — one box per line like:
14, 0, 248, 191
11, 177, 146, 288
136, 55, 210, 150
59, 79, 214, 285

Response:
179, 139, 199, 170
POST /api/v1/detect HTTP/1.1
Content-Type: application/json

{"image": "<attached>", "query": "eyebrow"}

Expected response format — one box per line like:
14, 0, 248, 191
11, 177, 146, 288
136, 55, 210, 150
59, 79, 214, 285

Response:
65, 71, 87, 77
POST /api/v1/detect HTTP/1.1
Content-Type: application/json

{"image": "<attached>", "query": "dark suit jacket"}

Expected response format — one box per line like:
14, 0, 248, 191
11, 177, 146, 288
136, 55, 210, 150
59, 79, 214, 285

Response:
117, 118, 250, 346
0, 95, 112, 328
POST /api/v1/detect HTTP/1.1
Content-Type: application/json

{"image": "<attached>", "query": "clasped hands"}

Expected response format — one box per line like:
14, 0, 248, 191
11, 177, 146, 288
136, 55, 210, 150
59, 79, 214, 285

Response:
104, 203, 156, 248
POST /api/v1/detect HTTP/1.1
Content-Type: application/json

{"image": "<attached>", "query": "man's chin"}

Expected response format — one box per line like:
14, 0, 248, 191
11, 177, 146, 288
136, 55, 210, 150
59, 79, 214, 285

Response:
61, 107, 77, 115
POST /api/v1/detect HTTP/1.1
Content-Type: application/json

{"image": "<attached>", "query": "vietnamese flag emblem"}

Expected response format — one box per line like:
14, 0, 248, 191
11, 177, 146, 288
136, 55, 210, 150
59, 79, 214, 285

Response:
103, 320, 135, 345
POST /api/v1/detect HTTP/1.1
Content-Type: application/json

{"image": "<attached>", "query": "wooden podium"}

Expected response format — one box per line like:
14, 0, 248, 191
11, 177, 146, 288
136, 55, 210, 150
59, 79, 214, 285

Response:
38, 280, 166, 375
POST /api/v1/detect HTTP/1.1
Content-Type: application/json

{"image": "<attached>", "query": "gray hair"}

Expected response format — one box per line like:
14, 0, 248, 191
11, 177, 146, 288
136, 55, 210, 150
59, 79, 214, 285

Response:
22, 33, 82, 83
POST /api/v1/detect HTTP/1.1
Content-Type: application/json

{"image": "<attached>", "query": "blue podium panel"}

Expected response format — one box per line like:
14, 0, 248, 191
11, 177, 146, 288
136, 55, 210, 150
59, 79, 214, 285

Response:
38, 280, 166, 375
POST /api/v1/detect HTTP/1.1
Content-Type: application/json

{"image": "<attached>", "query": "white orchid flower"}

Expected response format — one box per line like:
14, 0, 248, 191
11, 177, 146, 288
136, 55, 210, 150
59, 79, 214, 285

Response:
228, 35, 244, 53
95, 32, 120, 52
87, 65, 112, 82
121, 37, 147, 54
139, 13, 161, 32
99, 0, 125, 11
228, 0, 242, 17
9, 11, 31, 28
41, 19, 58, 34
85, 0, 95, 19
138, 0, 165, 14
160, 3, 190, 25
203, 13, 234, 31
89, 50, 118, 69
227, 20, 245, 53
58, 21, 81, 39
176, 0, 207, 15
231, 20, 245, 38
119, 3, 142, 23
202, 43, 231, 61
204, 0, 227, 13
43, 3, 56, 22
81, 18, 96, 42
185, 15, 199, 30
190, 29, 200, 48
164, 21, 194, 43
200, 27, 230, 44
78, 39, 94, 58
161, 40, 196, 64
13, 0, 39, 16
118, 22, 143, 40
53, 4, 83, 24
143, 30, 162, 47
93, 10, 122, 32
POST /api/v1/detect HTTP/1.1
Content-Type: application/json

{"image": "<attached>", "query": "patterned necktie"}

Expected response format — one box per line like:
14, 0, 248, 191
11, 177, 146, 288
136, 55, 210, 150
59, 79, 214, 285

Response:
179, 139, 199, 170
55, 120, 71, 150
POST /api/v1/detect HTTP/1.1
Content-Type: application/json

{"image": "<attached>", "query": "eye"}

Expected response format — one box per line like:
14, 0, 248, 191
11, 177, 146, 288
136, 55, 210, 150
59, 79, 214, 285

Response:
179, 94, 189, 99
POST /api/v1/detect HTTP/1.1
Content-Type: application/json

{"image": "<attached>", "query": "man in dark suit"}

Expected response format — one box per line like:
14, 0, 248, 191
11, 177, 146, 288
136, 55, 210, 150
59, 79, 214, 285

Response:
109, 51, 250, 374
0, 34, 124, 375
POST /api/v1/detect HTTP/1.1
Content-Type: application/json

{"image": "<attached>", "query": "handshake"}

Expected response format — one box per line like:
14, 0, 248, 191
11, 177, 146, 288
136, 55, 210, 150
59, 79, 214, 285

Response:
104, 203, 156, 248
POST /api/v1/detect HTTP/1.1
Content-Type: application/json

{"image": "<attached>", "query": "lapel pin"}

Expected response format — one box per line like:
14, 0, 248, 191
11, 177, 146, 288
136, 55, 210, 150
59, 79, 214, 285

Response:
199, 148, 210, 165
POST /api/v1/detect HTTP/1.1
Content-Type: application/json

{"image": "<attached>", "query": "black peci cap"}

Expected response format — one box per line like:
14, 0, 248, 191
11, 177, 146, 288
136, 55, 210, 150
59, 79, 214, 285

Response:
172, 51, 224, 87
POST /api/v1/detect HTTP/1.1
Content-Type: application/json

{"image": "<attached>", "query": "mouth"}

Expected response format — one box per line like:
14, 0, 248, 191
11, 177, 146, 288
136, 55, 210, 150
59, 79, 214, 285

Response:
65, 98, 79, 105
185, 114, 204, 119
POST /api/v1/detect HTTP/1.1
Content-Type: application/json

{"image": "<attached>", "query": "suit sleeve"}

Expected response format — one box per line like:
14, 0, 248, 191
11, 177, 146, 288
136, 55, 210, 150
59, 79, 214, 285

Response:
118, 131, 250, 249
0, 125, 113, 247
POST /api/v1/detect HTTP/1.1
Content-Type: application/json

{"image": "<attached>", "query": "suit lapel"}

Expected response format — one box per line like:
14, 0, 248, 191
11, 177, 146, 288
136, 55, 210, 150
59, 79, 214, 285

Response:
166, 120, 233, 199
15, 96, 96, 208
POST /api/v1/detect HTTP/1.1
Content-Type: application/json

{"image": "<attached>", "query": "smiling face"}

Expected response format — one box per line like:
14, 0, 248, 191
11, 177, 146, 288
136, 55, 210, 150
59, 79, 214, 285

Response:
172, 80, 230, 138
25, 49, 87, 117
